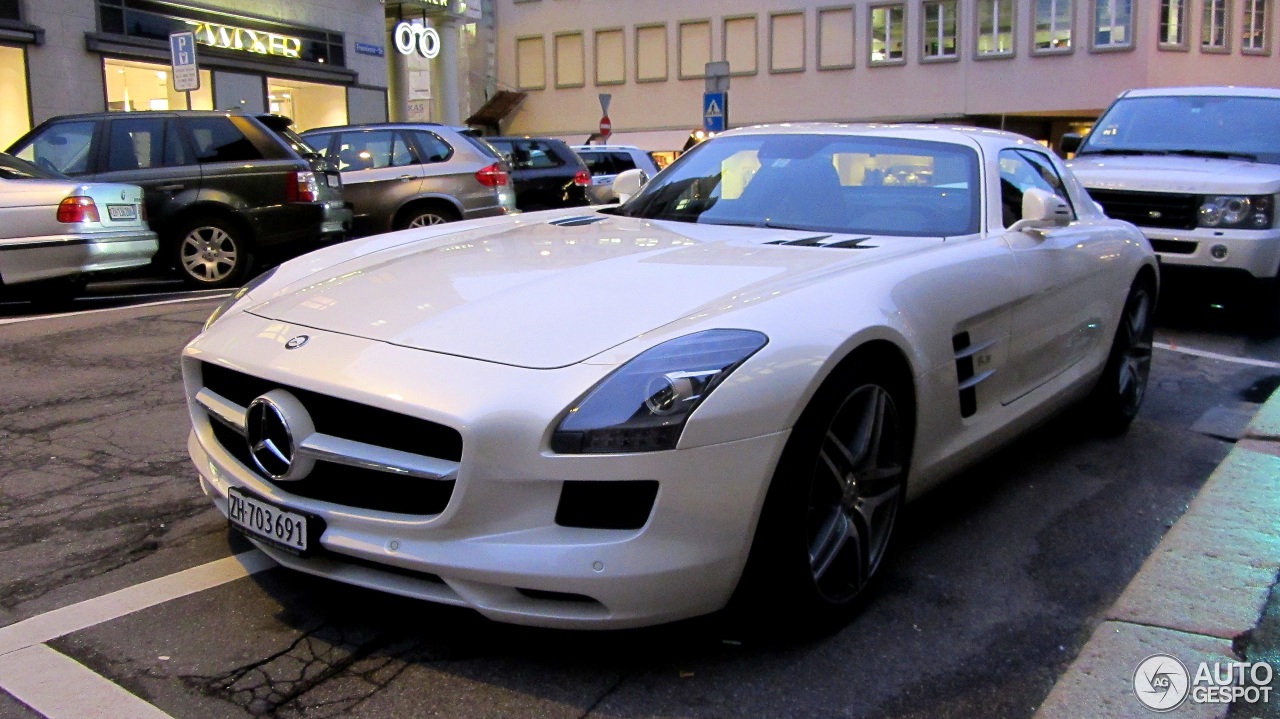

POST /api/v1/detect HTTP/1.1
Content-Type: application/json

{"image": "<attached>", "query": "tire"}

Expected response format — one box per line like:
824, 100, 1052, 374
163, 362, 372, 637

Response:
13, 276, 86, 309
396, 203, 459, 230
174, 217, 252, 289
731, 359, 913, 636
1249, 277, 1280, 336
1084, 277, 1156, 436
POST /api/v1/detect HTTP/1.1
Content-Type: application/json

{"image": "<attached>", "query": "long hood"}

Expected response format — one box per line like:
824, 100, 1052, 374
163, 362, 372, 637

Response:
248, 213, 930, 368
1069, 155, 1280, 195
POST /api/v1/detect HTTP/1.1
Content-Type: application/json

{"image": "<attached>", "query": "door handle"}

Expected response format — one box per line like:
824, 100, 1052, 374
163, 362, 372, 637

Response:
156, 184, 185, 192
398, 174, 415, 181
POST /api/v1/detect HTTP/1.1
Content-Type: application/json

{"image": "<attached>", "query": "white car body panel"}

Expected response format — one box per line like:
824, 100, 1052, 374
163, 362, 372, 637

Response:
184, 124, 1157, 628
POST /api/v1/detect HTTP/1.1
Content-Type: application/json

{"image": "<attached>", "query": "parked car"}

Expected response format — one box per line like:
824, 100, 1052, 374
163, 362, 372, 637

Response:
1063, 86, 1280, 322
485, 136, 591, 211
0, 152, 157, 302
185, 124, 1156, 631
301, 123, 515, 235
6, 111, 351, 289
571, 144, 662, 204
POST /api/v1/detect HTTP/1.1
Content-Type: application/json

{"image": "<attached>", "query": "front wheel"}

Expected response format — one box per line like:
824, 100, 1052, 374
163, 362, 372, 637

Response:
174, 218, 252, 289
1084, 277, 1156, 435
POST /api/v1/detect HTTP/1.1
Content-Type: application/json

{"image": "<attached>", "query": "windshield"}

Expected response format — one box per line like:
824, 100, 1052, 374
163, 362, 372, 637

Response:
1078, 95, 1280, 164
0, 152, 62, 180
612, 134, 980, 236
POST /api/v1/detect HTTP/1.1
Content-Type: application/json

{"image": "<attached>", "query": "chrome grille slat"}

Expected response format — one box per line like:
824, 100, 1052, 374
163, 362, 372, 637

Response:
195, 388, 247, 434
299, 434, 458, 481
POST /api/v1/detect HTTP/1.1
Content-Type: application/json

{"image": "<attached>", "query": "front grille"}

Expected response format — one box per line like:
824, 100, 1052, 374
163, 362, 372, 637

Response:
1088, 189, 1200, 230
1149, 238, 1199, 255
201, 362, 460, 516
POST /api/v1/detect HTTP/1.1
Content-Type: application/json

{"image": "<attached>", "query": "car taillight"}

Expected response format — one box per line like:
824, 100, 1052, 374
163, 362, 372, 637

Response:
475, 162, 509, 187
287, 170, 319, 202
57, 196, 100, 223
573, 169, 591, 187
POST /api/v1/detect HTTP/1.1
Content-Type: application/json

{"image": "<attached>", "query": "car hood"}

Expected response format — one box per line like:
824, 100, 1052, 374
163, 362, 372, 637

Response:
1069, 154, 1280, 195
247, 213, 930, 368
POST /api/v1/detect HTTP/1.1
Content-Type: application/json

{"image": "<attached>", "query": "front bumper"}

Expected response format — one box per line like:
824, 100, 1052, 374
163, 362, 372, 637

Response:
0, 229, 158, 285
1143, 226, 1280, 278
184, 320, 786, 629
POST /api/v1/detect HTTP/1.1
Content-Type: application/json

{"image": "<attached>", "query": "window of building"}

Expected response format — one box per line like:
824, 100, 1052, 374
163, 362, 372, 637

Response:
595, 28, 625, 85
516, 35, 546, 90
770, 12, 806, 72
636, 24, 668, 82
977, 0, 1016, 56
555, 32, 585, 88
1034, 0, 1073, 53
1092, 0, 1134, 50
266, 78, 346, 133
104, 58, 212, 113
0, 45, 29, 149
724, 16, 758, 75
679, 20, 711, 79
870, 4, 906, 65
922, 1, 959, 60
818, 7, 856, 69
1243, 0, 1269, 53
1159, 0, 1189, 48
1202, 0, 1230, 51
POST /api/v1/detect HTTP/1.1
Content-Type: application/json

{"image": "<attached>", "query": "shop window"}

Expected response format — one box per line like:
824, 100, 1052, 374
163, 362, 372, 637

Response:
104, 58, 212, 112
266, 78, 346, 133
1092, 0, 1133, 50
922, 1, 959, 60
770, 12, 805, 72
0, 45, 29, 148
516, 35, 545, 90
13, 121, 97, 175
977, 0, 1015, 57
1159, 0, 1189, 47
679, 20, 711, 79
870, 4, 906, 65
723, 16, 758, 75
186, 116, 262, 163
1202, 0, 1231, 51
1034, 0, 1073, 53
594, 28, 625, 85
818, 7, 856, 69
1243, 0, 1268, 53
635, 24, 668, 82
555, 32, 585, 88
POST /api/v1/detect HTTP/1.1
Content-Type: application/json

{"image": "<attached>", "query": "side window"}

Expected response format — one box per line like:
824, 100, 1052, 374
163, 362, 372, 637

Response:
1016, 150, 1071, 203
305, 133, 335, 159
579, 153, 616, 176
13, 121, 98, 175
520, 140, 563, 169
332, 130, 415, 171
412, 132, 453, 163
611, 152, 637, 172
163, 120, 192, 167
185, 117, 264, 163
106, 117, 166, 172
998, 149, 1062, 228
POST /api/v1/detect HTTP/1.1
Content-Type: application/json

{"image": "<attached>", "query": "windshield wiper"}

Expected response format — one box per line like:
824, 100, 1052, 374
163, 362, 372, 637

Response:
1166, 149, 1259, 162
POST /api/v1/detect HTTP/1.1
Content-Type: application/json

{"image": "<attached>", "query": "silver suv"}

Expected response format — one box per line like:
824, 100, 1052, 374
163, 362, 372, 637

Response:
571, 145, 661, 204
303, 123, 516, 235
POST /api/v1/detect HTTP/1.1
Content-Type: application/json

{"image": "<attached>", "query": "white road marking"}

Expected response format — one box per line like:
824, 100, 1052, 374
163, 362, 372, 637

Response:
1155, 341, 1280, 370
0, 644, 174, 719
0, 551, 274, 656
0, 293, 231, 326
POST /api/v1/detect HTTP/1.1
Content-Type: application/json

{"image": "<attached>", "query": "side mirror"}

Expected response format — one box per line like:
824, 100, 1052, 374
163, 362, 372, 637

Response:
1059, 133, 1083, 155
612, 168, 647, 203
1009, 188, 1074, 234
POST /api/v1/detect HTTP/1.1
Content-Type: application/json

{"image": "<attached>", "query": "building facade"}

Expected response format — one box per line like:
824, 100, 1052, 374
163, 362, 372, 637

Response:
0, 0, 491, 149
495, 0, 1280, 150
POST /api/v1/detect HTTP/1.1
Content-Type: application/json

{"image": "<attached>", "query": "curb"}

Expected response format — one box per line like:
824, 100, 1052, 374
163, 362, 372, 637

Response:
1034, 395, 1280, 718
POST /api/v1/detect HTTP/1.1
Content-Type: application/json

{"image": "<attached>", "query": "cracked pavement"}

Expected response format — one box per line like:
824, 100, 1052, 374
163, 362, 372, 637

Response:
2, 294, 1279, 718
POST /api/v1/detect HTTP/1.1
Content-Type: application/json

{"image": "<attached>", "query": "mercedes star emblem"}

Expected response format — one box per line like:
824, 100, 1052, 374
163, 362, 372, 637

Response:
244, 390, 315, 481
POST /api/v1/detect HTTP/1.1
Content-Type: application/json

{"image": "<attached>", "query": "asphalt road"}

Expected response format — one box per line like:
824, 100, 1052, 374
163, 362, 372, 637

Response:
0, 277, 1276, 719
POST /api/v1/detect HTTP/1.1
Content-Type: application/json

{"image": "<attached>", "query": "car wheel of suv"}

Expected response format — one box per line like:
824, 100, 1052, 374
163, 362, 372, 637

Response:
175, 218, 251, 289
398, 203, 459, 230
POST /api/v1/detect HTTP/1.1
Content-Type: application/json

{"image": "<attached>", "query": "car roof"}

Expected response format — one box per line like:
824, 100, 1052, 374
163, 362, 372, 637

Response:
302, 122, 472, 134
571, 145, 645, 152
719, 122, 1036, 148
37, 110, 259, 123
1119, 85, 1280, 99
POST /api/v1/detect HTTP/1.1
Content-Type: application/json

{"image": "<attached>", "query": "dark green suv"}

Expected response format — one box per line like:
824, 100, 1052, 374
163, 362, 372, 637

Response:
7, 111, 352, 288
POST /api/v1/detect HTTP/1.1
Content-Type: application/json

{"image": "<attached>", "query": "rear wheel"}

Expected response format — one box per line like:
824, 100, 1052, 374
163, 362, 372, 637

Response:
396, 203, 459, 230
1084, 277, 1156, 435
174, 217, 251, 289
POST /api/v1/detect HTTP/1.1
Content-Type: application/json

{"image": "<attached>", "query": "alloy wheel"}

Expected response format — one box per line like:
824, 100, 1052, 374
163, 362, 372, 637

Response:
407, 213, 448, 228
180, 226, 239, 284
1117, 287, 1154, 414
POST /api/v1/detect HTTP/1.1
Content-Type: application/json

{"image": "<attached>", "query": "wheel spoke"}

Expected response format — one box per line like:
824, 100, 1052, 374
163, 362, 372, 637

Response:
809, 506, 858, 583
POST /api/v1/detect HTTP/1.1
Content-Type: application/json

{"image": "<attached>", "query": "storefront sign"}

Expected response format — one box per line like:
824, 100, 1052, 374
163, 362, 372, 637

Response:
394, 22, 440, 60
184, 19, 302, 59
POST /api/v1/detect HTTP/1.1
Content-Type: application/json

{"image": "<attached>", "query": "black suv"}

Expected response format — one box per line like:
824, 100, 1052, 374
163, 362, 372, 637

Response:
484, 136, 591, 211
7, 111, 352, 288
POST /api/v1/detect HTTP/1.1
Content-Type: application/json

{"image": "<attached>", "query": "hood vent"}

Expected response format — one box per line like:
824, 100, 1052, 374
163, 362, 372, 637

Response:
766, 235, 873, 249
548, 215, 608, 227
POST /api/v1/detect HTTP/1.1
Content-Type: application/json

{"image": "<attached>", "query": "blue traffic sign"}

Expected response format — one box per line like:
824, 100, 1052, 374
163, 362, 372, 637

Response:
703, 91, 727, 133
169, 31, 200, 92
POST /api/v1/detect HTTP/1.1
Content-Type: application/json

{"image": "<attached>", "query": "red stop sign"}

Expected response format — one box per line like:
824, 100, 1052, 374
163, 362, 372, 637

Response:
599, 115, 612, 137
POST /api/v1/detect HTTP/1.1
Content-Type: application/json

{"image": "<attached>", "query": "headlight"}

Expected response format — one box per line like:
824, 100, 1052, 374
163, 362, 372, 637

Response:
550, 329, 768, 454
202, 267, 278, 332
1199, 195, 1272, 229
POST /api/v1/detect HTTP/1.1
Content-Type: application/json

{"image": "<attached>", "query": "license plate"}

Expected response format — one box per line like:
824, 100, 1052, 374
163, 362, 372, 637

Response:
226, 487, 313, 554
326, 175, 340, 188
106, 204, 137, 221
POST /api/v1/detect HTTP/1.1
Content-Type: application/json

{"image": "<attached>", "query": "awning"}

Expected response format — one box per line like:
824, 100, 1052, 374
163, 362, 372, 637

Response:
465, 90, 526, 127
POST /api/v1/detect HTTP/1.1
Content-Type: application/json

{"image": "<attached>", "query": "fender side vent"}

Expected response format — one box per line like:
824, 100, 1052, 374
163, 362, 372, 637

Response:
548, 215, 607, 227
953, 332, 977, 418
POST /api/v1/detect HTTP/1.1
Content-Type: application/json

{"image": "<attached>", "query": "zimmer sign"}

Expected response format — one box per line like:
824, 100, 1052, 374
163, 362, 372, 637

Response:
184, 20, 303, 59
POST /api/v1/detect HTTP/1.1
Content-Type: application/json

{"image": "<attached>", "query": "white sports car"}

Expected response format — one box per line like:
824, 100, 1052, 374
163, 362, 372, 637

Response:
183, 124, 1157, 630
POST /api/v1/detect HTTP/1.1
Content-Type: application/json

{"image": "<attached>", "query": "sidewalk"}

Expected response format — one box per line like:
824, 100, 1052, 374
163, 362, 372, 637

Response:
1034, 396, 1280, 718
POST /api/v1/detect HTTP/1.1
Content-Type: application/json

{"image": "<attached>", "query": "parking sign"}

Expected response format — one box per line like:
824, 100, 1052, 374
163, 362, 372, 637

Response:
170, 31, 200, 92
